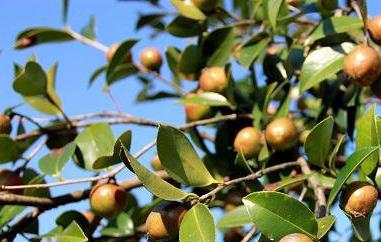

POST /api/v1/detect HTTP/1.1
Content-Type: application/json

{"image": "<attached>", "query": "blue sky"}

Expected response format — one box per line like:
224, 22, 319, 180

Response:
1, 0, 381, 241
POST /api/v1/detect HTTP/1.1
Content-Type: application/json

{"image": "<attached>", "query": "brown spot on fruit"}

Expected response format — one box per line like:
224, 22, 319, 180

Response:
265, 118, 298, 151
279, 233, 314, 242
368, 16, 381, 45
233, 127, 263, 159
0, 169, 24, 195
343, 44, 381, 86
199, 67, 228, 94
0, 115, 12, 135
140, 47, 162, 71
90, 183, 127, 219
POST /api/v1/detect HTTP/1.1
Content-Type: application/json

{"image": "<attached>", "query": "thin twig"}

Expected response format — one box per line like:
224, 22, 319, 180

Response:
64, 27, 109, 52
240, 227, 256, 242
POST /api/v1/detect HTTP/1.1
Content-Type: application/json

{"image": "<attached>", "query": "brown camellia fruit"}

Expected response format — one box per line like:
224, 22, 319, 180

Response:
146, 201, 188, 240
140, 47, 162, 71
191, 0, 219, 12
81, 210, 101, 235
0, 169, 24, 195
340, 181, 378, 218
105, 43, 132, 62
343, 44, 381, 86
199, 67, 228, 94
279, 233, 314, 242
265, 118, 298, 151
368, 16, 381, 45
151, 154, 164, 171
224, 228, 244, 242
0, 115, 12, 135
90, 183, 127, 218
233, 127, 263, 159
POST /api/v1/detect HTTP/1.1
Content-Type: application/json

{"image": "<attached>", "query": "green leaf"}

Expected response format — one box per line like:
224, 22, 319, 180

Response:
264, 0, 285, 30
299, 42, 355, 93
74, 123, 115, 170
170, 0, 206, 20
62, 0, 69, 24
157, 125, 216, 187
0, 135, 21, 163
356, 105, 379, 175
317, 215, 335, 239
179, 204, 215, 242
306, 16, 363, 45
243, 191, 318, 240
14, 61, 47, 96
88, 66, 106, 87
203, 26, 235, 66
107, 64, 139, 85
351, 215, 371, 241
15, 28, 74, 49
237, 33, 270, 68
180, 92, 232, 107
80, 16, 96, 40
305, 116, 334, 167
93, 130, 132, 169
56, 221, 88, 242
167, 16, 206, 37
56, 211, 89, 229
327, 147, 379, 210
122, 144, 192, 201
39, 142, 76, 176
101, 212, 134, 237
0, 206, 25, 229
178, 45, 204, 74
217, 205, 252, 228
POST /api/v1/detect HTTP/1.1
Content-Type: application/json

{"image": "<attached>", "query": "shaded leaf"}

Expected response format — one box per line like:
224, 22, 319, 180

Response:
317, 215, 335, 239
15, 28, 74, 49
217, 205, 252, 228
167, 16, 206, 37
203, 26, 235, 66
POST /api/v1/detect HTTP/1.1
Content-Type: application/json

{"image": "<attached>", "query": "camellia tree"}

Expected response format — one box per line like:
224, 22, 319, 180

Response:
2, 0, 381, 241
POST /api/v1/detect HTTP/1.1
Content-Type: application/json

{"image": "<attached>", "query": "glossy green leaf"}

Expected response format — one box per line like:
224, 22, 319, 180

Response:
356, 105, 379, 175
0, 206, 25, 229
0, 135, 21, 163
327, 147, 379, 209
80, 15, 96, 40
56, 211, 89, 229
305, 116, 334, 167
306, 16, 363, 45
179, 204, 215, 242
170, 0, 206, 20
56, 221, 88, 242
178, 45, 204, 74
264, 0, 284, 30
217, 205, 252, 228
15, 28, 74, 49
351, 215, 371, 241
14, 61, 47, 96
74, 123, 115, 170
243, 191, 318, 240
299, 42, 355, 93
167, 16, 206, 37
107, 63, 139, 85
317, 215, 335, 239
122, 144, 192, 201
237, 33, 270, 68
157, 125, 216, 186
88, 66, 106, 87
180, 92, 232, 107
23, 96, 61, 115
203, 26, 235, 66
101, 212, 134, 237
39, 142, 76, 176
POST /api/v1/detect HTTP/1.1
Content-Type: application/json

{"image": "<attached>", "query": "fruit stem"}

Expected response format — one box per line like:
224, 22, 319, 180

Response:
350, 0, 369, 46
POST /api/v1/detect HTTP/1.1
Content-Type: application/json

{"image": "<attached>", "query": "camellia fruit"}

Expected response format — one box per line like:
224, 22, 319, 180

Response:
265, 118, 298, 151
199, 66, 228, 93
233, 127, 263, 159
140, 47, 162, 71
184, 102, 213, 122
340, 181, 378, 217
343, 44, 381, 86
0, 169, 24, 194
223, 228, 244, 242
151, 154, 164, 171
106, 43, 132, 62
368, 16, 381, 45
146, 201, 187, 240
0, 115, 12, 135
90, 183, 127, 218
279, 233, 314, 242
191, 0, 219, 12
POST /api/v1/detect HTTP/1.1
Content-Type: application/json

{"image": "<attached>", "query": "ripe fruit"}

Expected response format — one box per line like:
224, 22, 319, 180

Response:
199, 67, 228, 93
0, 169, 24, 195
279, 233, 314, 242
106, 43, 132, 62
184, 103, 213, 122
191, 0, 219, 12
368, 16, 381, 45
81, 211, 101, 235
146, 202, 187, 240
233, 127, 263, 159
90, 183, 127, 218
343, 45, 381, 86
265, 118, 298, 151
151, 154, 164, 171
340, 181, 378, 217
0, 115, 12, 135
224, 229, 244, 242
140, 47, 162, 71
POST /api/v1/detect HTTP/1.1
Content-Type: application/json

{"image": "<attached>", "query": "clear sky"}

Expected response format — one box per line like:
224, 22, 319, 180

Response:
0, 0, 381, 241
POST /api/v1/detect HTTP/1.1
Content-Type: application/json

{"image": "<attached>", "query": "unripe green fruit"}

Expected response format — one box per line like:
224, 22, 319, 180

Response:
265, 118, 298, 151
368, 16, 381, 45
146, 202, 187, 240
340, 181, 378, 218
106, 43, 132, 62
199, 67, 228, 93
0, 169, 24, 195
343, 45, 381, 86
90, 183, 127, 219
279, 233, 314, 242
0, 115, 12, 135
233, 127, 263, 159
140, 47, 162, 71
184, 103, 213, 122
191, 0, 219, 12
151, 154, 164, 171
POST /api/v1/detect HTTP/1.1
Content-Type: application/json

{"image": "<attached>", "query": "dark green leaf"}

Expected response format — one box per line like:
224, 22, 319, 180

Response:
237, 33, 270, 68
80, 16, 96, 40
56, 221, 88, 242
15, 28, 74, 49
167, 16, 206, 37
0, 135, 21, 163
203, 26, 235, 66
217, 205, 252, 228
101, 213, 134, 237
264, 0, 285, 30
317, 215, 335, 239
178, 45, 204, 74
14, 61, 47, 96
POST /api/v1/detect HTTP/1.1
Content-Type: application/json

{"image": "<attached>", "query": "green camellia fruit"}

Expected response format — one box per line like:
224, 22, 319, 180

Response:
90, 183, 127, 218
140, 47, 162, 71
